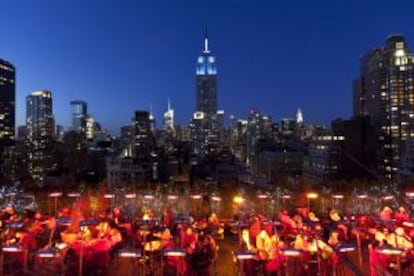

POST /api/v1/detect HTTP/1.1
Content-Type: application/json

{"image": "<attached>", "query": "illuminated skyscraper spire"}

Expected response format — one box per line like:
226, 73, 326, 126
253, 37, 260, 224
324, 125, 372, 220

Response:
149, 102, 154, 120
149, 102, 155, 132
164, 98, 174, 133
204, 26, 209, 53
196, 28, 217, 76
296, 108, 303, 124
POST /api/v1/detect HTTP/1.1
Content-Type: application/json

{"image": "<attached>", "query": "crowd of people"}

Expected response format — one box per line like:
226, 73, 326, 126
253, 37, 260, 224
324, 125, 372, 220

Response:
232, 205, 414, 275
1, 194, 414, 275
0, 201, 222, 275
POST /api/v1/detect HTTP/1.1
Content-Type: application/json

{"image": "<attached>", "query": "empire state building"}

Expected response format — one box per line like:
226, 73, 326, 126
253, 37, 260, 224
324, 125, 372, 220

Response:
191, 30, 224, 156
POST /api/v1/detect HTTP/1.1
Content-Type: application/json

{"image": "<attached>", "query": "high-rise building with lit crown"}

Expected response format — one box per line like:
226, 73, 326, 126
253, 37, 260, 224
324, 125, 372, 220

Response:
353, 34, 414, 181
26, 90, 55, 181
192, 30, 223, 155
164, 99, 174, 134
0, 58, 15, 178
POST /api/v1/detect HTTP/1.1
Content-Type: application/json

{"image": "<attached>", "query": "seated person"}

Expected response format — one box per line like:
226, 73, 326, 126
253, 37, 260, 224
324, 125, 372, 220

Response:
241, 228, 255, 251
395, 207, 409, 226
159, 228, 172, 249
309, 212, 320, 222
189, 238, 214, 275
255, 230, 272, 260
181, 226, 197, 254
369, 240, 392, 275
265, 233, 286, 274
380, 206, 393, 221
394, 227, 413, 249
279, 210, 297, 235
328, 230, 341, 247
329, 209, 348, 240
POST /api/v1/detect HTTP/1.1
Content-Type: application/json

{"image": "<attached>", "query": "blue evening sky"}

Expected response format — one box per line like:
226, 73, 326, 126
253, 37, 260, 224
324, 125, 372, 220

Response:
1, 0, 413, 134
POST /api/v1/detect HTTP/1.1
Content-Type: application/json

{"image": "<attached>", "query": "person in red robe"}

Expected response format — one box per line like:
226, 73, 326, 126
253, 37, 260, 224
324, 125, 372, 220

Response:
395, 207, 409, 226
380, 206, 393, 221
181, 226, 197, 254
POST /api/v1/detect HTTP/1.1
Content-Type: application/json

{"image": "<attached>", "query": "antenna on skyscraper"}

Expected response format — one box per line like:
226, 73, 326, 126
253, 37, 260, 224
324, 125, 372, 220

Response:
168, 98, 171, 111
204, 25, 209, 53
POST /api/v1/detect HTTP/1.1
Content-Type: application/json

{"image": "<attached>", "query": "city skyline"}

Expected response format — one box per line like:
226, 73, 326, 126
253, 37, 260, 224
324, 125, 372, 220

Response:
2, 1, 414, 134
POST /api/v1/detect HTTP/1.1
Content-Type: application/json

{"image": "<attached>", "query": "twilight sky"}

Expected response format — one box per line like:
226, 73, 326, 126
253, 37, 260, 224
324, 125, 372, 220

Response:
2, 0, 414, 134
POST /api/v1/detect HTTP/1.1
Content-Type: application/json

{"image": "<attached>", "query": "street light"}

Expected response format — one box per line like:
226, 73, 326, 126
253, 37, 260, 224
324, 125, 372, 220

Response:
306, 192, 318, 211
281, 248, 303, 276
103, 193, 115, 209
280, 194, 291, 210
406, 192, 414, 214
5, 192, 17, 207
190, 194, 202, 217
210, 195, 222, 215
144, 194, 155, 200
67, 192, 80, 208
20, 193, 36, 210
382, 195, 394, 201
233, 195, 245, 205
307, 192, 318, 199
48, 192, 62, 216
356, 194, 368, 214
190, 194, 202, 200
211, 196, 222, 202
332, 194, 344, 210
257, 193, 270, 215
168, 195, 178, 200
125, 193, 136, 199
67, 192, 80, 198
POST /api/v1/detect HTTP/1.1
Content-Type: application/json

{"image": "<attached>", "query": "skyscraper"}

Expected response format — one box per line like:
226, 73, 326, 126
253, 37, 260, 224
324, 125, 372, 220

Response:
163, 99, 174, 134
0, 58, 15, 178
353, 34, 414, 181
133, 110, 153, 158
70, 100, 88, 133
192, 30, 222, 155
26, 90, 55, 181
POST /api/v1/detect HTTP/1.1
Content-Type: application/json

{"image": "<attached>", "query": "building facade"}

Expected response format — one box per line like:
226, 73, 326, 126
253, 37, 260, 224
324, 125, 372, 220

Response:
133, 110, 153, 158
164, 99, 175, 135
192, 31, 223, 156
0, 58, 15, 179
26, 90, 55, 181
106, 156, 150, 187
70, 100, 88, 133
353, 34, 414, 181
303, 130, 345, 185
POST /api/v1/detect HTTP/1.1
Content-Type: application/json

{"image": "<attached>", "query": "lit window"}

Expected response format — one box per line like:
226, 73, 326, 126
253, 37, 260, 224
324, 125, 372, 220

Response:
396, 42, 404, 49
395, 58, 401, 65
395, 49, 405, 57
